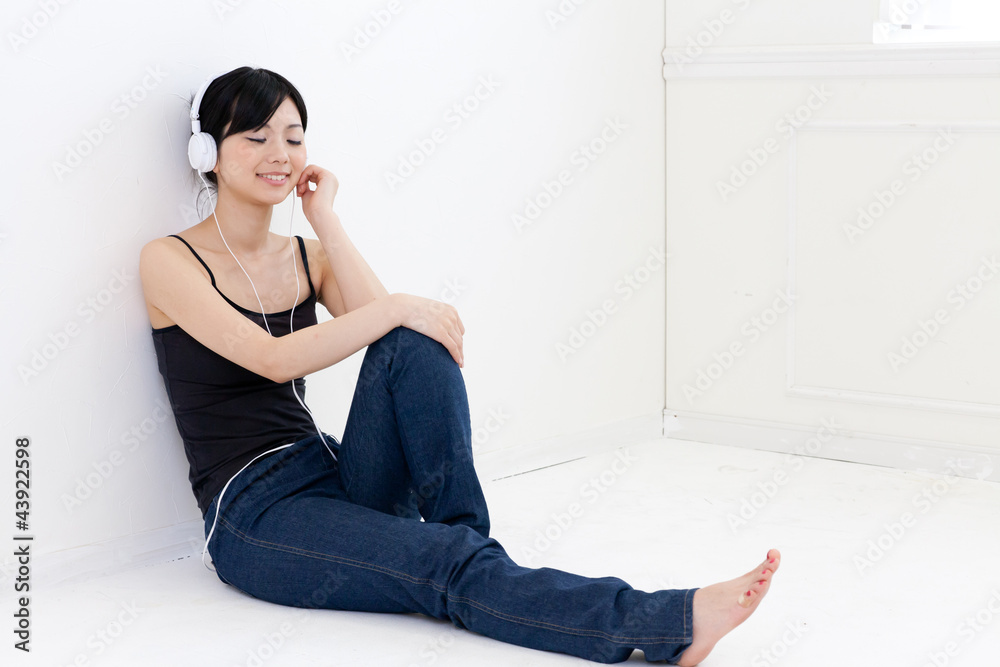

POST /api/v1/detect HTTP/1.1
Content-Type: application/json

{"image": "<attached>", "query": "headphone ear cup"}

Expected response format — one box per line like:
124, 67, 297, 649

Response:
188, 132, 217, 172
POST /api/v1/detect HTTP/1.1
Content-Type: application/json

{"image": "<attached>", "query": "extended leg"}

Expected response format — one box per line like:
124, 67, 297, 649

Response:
209, 461, 695, 664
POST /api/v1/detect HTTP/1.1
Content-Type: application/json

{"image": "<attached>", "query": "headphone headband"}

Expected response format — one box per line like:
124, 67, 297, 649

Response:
190, 70, 226, 132
188, 70, 227, 172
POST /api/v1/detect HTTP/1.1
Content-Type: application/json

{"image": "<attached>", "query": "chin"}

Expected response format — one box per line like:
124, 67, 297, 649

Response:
256, 183, 293, 199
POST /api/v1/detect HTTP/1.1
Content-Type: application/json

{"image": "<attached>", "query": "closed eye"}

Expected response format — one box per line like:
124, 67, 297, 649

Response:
247, 138, 303, 145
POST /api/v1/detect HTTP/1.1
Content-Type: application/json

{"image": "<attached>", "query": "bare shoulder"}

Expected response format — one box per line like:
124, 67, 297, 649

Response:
140, 236, 180, 275
299, 236, 346, 315
300, 235, 328, 279
300, 236, 326, 262
140, 235, 196, 280
139, 234, 210, 328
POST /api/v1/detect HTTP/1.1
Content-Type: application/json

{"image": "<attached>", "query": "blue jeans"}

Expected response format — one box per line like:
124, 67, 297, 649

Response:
203, 326, 696, 663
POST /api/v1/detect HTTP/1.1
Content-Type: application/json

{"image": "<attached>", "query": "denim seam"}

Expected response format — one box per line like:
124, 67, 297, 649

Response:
446, 593, 689, 644
218, 516, 689, 644
685, 587, 694, 641
218, 515, 447, 592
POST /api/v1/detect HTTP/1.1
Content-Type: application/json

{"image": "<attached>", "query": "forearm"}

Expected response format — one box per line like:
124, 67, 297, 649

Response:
266, 293, 401, 383
313, 210, 389, 312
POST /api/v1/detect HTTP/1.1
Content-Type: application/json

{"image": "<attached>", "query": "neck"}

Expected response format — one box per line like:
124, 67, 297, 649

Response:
208, 184, 275, 256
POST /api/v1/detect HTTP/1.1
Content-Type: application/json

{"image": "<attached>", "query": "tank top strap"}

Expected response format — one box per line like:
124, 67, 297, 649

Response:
295, 235, 317, 300
168, 234, 217, 287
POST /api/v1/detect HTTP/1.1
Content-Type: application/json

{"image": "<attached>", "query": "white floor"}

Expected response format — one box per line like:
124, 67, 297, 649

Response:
18, 437, 1000, 666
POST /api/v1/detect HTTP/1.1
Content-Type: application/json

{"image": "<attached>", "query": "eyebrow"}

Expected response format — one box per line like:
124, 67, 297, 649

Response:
257, 122, 303, 130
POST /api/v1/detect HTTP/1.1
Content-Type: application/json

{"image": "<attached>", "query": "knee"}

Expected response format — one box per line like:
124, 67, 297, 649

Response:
393, 325, 436, 346
365, 327, 454, 382
390, 326, 449, 359
370, 325, 433, 350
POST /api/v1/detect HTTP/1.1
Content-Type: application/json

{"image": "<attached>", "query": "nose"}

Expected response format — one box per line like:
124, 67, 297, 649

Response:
265, 141, 290, 164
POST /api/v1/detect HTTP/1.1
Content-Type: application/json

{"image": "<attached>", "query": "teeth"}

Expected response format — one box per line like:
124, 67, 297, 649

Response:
260, 174, 286, 181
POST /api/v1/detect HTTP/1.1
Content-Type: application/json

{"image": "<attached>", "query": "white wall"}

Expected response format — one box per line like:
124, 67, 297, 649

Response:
663, 0, 1000, 481
1, 0, 666, 566
667, 0, 877, 47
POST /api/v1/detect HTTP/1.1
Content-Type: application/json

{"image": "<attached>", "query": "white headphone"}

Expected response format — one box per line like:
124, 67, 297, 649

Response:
189, 71, 309, 172
188, 72, 226, 173
186, 69, 333, 572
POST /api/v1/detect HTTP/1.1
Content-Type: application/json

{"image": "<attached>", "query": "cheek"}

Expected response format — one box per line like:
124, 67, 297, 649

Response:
218, 142, 258, 179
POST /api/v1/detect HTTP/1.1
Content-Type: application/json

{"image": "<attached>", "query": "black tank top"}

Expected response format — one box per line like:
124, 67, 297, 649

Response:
151, 235, 320, 517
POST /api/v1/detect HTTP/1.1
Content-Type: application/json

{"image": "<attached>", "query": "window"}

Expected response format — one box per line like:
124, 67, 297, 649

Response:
874, 0, 1000, 44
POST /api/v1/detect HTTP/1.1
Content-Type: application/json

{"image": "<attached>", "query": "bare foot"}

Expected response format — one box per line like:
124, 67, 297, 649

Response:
676, 549, 781, 666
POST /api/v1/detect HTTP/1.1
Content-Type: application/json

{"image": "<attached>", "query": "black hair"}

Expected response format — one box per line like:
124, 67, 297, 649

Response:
190, 66, 308, 211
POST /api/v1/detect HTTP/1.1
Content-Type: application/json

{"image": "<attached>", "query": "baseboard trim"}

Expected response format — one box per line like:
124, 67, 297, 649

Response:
663, 409, 997, 483
475, 412, 664, 482
31, 519, 205, 590
27, 413, 665, 589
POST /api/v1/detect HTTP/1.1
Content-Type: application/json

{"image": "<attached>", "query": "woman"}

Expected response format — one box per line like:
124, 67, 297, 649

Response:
139, 66, 779, 665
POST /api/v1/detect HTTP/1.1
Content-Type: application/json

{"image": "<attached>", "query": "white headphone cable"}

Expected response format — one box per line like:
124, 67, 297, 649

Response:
197, 172, 335, 572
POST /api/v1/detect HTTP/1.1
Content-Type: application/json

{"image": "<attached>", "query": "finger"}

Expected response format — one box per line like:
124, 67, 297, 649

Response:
296, 168, 313, 196
452, 327, 464, 366
444, 337, 461, 366
296, 164, 314, 187
443, 327, 462, 366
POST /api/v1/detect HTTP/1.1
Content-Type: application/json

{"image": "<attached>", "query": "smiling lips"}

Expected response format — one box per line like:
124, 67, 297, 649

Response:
257, 173, 289, 185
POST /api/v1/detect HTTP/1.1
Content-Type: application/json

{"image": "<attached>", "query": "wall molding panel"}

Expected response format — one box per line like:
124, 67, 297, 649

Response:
664, 410, 997, 483
663, 44, 1000, 79
785, 121, 1000, 419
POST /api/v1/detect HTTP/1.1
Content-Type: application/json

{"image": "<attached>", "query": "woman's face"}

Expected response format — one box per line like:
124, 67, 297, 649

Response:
214, 96, 306, 206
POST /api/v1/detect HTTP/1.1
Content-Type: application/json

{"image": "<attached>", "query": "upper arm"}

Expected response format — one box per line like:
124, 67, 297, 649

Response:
139, 237, 282, 381
305, 238, 348, 318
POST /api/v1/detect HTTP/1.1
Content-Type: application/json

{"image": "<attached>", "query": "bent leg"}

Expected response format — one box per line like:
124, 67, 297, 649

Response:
338, 326, 490, 537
